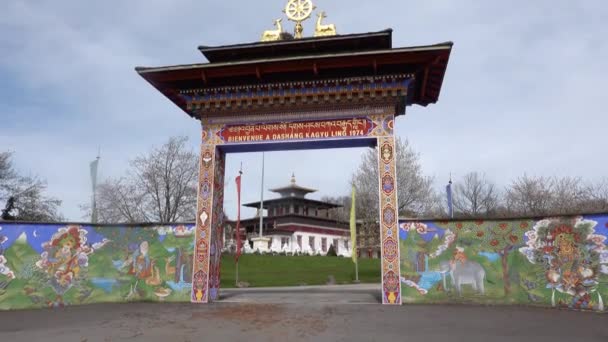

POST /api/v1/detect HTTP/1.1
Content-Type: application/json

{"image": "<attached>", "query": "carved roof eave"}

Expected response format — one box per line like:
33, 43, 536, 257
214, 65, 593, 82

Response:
191, 94, 408, 120
243, 197, 342, 209
183, 74, 413, 120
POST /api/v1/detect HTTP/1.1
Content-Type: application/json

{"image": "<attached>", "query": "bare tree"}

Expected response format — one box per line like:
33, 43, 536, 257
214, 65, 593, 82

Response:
550, 176, 588, 214
350, 138, 439, 251
85, 136, 198, 223
0, 151, 62, 222
583, 178, 608, 212
0, 152, 16, 185
94, 178, 148, 223
505, 174, 555, 217
452, 172, 499, 217
352, 138, 439, 219
320, 195, 351, 222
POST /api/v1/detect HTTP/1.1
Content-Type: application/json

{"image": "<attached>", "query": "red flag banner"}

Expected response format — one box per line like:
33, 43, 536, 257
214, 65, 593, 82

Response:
235, 173, 242, 262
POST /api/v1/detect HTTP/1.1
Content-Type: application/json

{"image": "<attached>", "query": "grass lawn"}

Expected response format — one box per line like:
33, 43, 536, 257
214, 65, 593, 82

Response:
220, 254, 381, 288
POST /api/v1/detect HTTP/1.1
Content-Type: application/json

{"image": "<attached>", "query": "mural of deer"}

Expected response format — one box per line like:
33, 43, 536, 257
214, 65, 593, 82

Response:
261, 19, 283, 42
314, 11, 337, 37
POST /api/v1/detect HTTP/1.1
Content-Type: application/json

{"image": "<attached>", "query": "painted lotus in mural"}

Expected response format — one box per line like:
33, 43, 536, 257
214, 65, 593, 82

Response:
399, 214, 608, 312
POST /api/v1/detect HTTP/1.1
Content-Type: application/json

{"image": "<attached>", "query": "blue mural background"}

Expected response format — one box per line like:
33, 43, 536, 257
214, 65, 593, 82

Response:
0, 223, 195, 310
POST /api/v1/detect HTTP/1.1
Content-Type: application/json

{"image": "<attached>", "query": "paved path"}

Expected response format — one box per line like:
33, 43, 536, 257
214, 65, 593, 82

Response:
0, 285, 606, 342
221, 283, 382, 304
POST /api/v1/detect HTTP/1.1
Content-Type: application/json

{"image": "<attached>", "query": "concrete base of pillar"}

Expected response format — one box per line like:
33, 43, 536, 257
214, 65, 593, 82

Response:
251, 236, 271, 253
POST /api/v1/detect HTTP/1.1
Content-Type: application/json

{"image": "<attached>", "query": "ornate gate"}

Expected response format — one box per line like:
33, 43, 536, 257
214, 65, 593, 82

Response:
136, 27, 452, 304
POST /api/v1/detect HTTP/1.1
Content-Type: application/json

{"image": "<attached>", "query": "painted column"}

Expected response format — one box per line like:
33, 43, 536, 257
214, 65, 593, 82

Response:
377, 135, 401, 305
191, 143, 224, 303
208, 149, 225, 301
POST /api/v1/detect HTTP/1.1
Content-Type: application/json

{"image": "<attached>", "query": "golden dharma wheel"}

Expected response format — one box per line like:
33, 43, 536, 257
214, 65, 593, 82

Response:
285, 0, 314, 22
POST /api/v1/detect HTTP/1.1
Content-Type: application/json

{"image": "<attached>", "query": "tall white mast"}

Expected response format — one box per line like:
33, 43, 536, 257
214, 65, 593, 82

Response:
258, 152, 265, 237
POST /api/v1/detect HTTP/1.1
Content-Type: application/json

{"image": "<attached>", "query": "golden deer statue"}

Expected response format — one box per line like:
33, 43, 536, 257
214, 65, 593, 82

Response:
314, 11, 337, 37
261, 19, 284, 42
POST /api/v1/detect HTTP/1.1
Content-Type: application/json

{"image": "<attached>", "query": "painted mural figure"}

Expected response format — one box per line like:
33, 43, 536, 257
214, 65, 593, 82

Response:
35, 225, 96, 307
125, 241, 153, 299
520, 217, 607, 311
451, 246, 467, 266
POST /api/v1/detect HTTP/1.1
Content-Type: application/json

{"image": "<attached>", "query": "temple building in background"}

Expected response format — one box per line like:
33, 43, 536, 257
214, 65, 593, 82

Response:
227, 175, 354, 257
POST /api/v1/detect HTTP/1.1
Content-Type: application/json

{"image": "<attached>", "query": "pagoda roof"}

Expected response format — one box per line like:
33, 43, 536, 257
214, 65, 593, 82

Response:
270, 174, 317, 194
135, 30, 453, 119
243, 197, 341, 209
198, 30, 393, 63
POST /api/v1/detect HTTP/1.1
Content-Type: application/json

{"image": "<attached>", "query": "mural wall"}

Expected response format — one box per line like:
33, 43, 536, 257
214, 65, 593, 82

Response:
0, 223, 195, 310
399, 214, 608, 312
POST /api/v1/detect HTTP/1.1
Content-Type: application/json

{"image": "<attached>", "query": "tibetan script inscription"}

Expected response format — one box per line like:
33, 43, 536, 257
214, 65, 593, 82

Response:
218, 117, 376, 144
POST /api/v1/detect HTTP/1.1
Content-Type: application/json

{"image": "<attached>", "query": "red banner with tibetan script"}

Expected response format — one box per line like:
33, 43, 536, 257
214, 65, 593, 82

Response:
217, 117, 377, 144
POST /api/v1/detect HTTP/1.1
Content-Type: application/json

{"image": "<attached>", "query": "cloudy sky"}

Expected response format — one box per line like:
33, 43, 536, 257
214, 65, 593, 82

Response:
1, 0, 606, 221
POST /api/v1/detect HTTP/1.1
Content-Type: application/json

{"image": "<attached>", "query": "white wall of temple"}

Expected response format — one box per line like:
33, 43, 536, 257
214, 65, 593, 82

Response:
225, 232, 352, 257
266, 232, 352, 256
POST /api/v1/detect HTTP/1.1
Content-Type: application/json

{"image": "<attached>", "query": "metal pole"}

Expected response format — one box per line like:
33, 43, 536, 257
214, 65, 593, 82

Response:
236, 260, 239, 286
355, 259, 359, 282
259, 152, 265, 237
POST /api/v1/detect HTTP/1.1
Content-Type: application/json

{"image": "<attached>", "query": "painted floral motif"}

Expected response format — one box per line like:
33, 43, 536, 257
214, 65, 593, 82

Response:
383, 206, 396, 226
383, 270, 400, 292
192, 270, 207, 303
201, 151, 213, 166
196, 239, 208, 263
200, 181, 211, 201
382, 174, 395, 195
400, 222, 428, 234
383, 238, 398, 262
380, 142, 393, 164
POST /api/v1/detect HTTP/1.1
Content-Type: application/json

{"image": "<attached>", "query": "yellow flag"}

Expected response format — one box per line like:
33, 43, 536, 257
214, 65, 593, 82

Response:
350, 184, 357, 264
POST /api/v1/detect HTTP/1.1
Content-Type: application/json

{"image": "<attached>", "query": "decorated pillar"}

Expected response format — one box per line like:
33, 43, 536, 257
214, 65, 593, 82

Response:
377, 135, 401, 305
191, 142, 225, 303
208, 148, 225, 302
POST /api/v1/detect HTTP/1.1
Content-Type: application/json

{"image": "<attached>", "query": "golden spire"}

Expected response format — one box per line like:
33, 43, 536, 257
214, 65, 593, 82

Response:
260, 0, 337, 42
283, 0, 316, 39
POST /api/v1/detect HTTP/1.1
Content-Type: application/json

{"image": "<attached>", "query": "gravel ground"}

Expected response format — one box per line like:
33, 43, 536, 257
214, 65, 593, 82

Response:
0, 286, 606, 342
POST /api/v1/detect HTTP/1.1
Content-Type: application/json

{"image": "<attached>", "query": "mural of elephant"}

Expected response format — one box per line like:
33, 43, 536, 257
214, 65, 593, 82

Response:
439, 260, 486, 296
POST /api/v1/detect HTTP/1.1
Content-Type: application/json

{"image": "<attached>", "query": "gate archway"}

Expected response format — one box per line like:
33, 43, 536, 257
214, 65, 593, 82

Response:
136, 30, 452, 305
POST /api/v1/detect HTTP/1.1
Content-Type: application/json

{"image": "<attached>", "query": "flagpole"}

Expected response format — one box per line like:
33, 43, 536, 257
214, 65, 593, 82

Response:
355, 258, 359, 282
446, 172, 454, 219
90, 152, 100, 224
236, 259, 239, 286
350, 184, 359, 283
235, 162, 243, 287
259, 152, 265, 237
